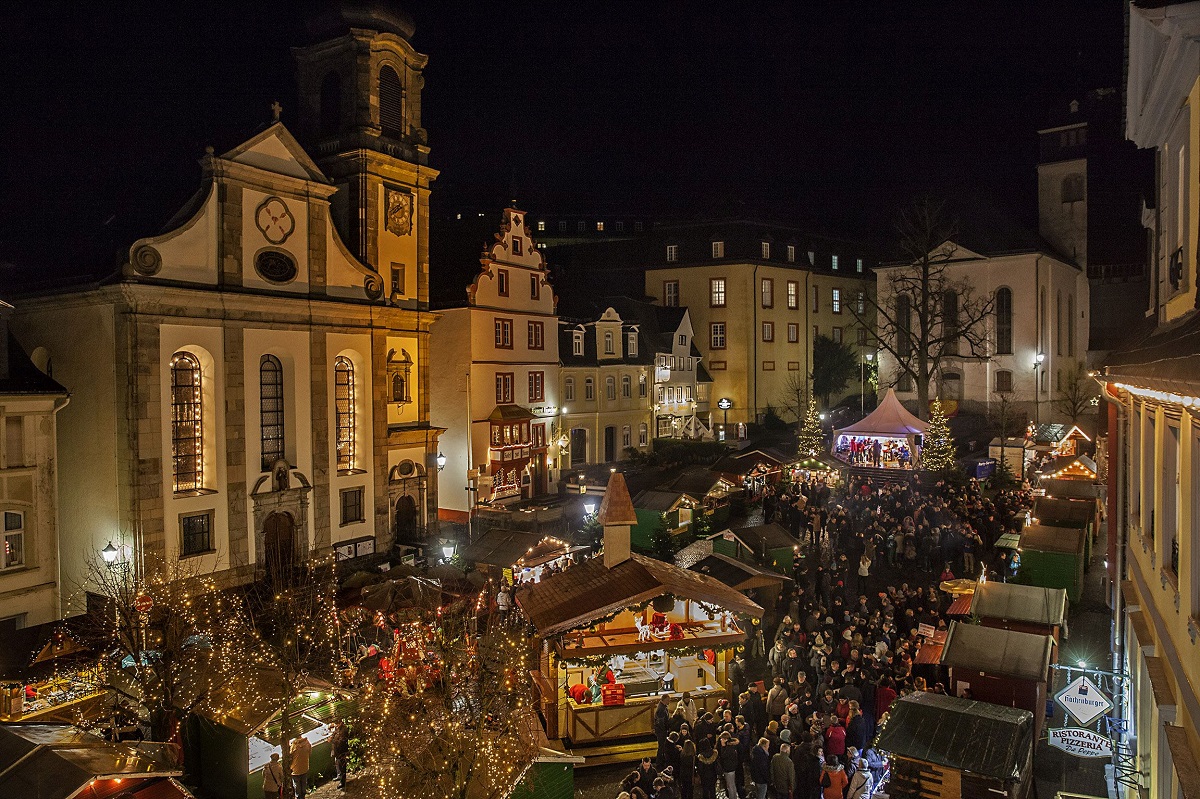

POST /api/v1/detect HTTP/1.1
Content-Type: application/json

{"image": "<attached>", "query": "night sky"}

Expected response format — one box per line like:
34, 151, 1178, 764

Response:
0, 1, 1129, 282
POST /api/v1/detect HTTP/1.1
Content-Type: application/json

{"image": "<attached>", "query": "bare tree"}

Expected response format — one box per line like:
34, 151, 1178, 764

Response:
988, 384, 1024, 488
1052, 362, 1098, 426
850, 196, 995, 419
779, 371, 809, 433
357, 596, 542, 799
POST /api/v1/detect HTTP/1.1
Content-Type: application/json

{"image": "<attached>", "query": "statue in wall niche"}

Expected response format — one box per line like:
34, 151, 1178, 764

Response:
272, 461, 290, 492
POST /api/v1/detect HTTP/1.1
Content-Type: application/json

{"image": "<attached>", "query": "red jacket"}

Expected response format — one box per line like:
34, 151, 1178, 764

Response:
824, 724, 846, 756
876, 686, 897, 716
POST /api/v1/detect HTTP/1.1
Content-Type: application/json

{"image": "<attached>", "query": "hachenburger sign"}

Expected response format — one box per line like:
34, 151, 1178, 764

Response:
1048, 727, 1113, 758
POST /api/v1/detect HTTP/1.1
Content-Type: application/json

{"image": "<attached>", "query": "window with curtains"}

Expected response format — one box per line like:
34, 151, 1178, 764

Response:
260, 355, 285, 471
171, 351, 204, 492
334, 356, 356, 472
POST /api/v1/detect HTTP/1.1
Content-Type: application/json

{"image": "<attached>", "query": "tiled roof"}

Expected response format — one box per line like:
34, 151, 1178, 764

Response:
516, 552, 762, 637
597, 473, 639, 526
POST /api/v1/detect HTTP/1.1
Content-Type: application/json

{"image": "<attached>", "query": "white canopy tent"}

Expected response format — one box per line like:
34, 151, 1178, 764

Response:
833, 389, 928, 466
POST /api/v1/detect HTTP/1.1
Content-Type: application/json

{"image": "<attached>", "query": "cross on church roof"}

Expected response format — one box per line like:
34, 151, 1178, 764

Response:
271, 100, 282, 122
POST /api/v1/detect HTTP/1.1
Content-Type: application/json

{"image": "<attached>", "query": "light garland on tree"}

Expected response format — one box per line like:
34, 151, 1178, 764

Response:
921, 397, 956, 472
798, 396, 824, 459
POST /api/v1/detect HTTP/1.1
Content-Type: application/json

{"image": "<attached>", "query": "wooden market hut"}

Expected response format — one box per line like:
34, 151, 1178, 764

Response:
712, 447, 789, 493
939, 622, 1053, 741
517, 474, 763, 758
0, 724, 192, 799
631, 489, 704, 551
713, 523, 798, 573
459, 527, 586, 584
875, 692, 1035, 799
1016, 523, 1087, 602
687, 553, 793, 593
970, 582, 1067, 657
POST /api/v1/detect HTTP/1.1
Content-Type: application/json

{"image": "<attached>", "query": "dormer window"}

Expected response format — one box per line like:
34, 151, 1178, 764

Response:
712, 241, 725, 259
573, 331, 584, 357
604, 331, 615, 355
761, 241, 770, 259
627, 332, 638, 357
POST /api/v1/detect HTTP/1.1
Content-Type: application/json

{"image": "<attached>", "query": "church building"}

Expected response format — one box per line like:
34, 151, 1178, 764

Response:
8, 6, 442, 607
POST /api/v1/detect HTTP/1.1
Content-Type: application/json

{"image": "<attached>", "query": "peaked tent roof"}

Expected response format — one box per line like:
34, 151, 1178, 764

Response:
834, 388, 927, 437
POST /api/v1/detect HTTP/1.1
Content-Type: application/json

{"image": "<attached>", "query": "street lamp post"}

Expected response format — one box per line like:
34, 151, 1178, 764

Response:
1033, 352, 1045, 426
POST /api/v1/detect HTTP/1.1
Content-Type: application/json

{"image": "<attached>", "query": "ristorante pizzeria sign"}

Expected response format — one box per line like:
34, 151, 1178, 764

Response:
1048, 727, 1114, 758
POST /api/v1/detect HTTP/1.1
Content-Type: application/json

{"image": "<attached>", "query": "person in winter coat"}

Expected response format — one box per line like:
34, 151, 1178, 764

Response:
822, 721, 846, 764
846, 758, 872, 799
655, 695, 672, 766
844, 703, 868, 752
795, 745, 824, 799
718, 731, 741, 799
766, 678, 790, 721
678, 738, 697, 799
768, 640, 789, 681
697, 740, 721, 799
678, 691, 700, 728
751, 738, 773, 799
819, 759, 848, 799
743, 690, 768, 738
261, 752, 285, 799
770, 743, 796, 799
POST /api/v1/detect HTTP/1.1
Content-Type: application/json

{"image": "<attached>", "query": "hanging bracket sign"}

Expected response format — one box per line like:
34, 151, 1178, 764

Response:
1055, 675, 1113, 726
1048, 727, 1113, 758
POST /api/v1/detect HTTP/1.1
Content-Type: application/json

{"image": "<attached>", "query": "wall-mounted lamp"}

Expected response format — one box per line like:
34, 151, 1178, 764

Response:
101, 541, 120, 566
436, 452, 447, 471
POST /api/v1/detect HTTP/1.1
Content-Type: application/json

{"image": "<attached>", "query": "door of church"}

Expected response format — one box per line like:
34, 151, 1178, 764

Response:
393, 495, 418, 542
263, 512, 295, 584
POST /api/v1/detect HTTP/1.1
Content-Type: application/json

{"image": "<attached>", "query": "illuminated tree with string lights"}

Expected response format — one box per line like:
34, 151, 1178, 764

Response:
357, 595, 542, 799
920, 398, 956, 472
798, 396, 824, 459
76, 552, 253, 771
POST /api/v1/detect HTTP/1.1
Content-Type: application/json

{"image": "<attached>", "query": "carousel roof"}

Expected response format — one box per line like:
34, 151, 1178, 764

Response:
834, 388, 928, 438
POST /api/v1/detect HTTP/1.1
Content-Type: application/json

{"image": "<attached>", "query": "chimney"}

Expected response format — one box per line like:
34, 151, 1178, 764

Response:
596, 472, 638, 569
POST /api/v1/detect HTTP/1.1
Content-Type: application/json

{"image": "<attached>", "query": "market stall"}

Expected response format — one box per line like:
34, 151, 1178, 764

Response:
460, 528, 586, 585
970, 582, 1067, 664
0, 625, 107, 725
712, 447, 790, 496
832, 389, 927, 470
1016, 523, 1087, 602
518, 474, 763, 757
785, 455, 845, 487
875, 692, 1035, 799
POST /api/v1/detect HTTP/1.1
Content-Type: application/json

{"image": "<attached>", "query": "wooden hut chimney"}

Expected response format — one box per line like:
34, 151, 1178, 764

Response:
597, 472, 638, 568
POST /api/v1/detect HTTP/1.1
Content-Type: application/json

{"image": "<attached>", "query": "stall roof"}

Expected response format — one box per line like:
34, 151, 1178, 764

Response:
996, 532, 1022, 550
1040, 454, 1098, 480
0, 725, 184, 799
1020, 524, 1086, 555
834, 388, 928, 438
459, 527, 545, 568
971, 582, 1067, 627
712, 447, 789, 477
633, 489, 698, 513
688, 553, 792, 591
1030, 423, 1090, 445
875, 692, 1033, 781
1039, 478, 1101, 500
940, 622, 1053, 682
1033, 497, 1094, 526
665, 467, 736, 499
516, 552, 763, 637
723, 522, 797, 553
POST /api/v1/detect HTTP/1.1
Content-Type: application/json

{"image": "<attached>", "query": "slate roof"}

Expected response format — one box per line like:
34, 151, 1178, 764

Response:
0, 307, 67, 395
875, 692, 1033, 781
516, 552, 763, 637
940, 621, 1053, 682
971, 582, 1067, 628
1104, 307, 1200, 397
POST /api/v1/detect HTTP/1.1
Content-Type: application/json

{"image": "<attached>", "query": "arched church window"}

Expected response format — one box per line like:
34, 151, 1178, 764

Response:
171, 351, 204, 492
995, 287, 1013, 355
335, 356, 356, 472
379, 65, 404, 139
260, 355, 285, 472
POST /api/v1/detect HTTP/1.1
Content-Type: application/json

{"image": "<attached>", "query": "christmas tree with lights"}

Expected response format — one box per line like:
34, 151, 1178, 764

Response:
798, 396, 824, 459
921, 398, 956, 472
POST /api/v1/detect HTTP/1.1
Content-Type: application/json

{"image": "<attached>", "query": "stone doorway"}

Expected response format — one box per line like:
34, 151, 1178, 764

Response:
393, 494, 417, 541
263, 512, 295, 584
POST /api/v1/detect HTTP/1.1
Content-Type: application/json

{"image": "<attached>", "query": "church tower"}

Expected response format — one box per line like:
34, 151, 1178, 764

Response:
293, 2, 437, 307
1036, 99, 1089, 267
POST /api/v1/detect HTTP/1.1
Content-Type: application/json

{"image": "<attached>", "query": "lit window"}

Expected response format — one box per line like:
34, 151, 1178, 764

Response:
832, 255, 839, 270
170, 351, 204, 493
857, 291, 865, 315
762, 278, 774, 308
537, 220, 545, 231
596, 221, 605, 231
787, 281, 798, 309
3, 511, 25, 569
666, 245, 678, 263
260, 355, 285, 472
761, 241, 770, 259
856, 258, 863, 273
710, 278, 726, 307
787, 245, 796, 263
334, 356, 356, 471
712, 241, 725, 258
832, 288, 842, 314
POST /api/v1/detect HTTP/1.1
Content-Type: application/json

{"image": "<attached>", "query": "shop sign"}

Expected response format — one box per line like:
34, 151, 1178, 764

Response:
1048, 727, 1113, 758
1055, 675, 1113, 726
916, 623, 936, 638
133, 594, 153, 614
717, 398, 733, 410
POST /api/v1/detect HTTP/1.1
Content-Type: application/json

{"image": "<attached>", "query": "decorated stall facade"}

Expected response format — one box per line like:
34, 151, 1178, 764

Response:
0, 624, 106, 726
517, 475, 762, 756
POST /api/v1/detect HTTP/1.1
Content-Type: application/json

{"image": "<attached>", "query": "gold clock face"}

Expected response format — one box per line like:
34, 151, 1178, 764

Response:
255, 196, 296, 244
385, 187, 413, 237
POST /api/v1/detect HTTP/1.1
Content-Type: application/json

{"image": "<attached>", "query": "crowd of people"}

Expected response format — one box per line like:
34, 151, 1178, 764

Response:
615, 473, 1032, 799
834, 437, 914, 469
